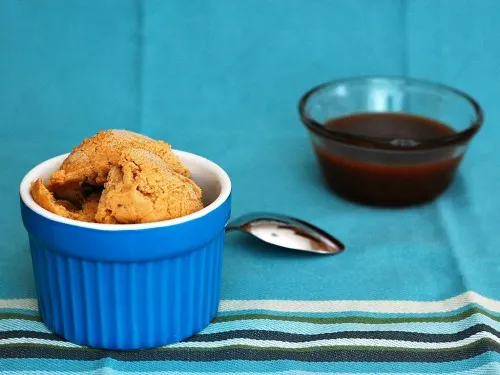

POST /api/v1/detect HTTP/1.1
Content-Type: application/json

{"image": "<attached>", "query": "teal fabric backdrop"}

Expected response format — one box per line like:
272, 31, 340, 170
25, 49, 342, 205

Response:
1, 1, 500, 373
0, 0, 499, 301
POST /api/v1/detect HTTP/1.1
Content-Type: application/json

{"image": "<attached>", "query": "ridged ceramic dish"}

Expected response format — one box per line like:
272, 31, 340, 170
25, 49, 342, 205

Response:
20, 151, 231, 350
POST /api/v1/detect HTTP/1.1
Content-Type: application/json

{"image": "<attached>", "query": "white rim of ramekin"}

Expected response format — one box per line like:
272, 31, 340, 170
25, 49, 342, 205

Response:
20, 150, 232, 231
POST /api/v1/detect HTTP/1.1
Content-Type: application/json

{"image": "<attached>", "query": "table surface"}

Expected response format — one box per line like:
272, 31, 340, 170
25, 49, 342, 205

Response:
0, 1, 499, 373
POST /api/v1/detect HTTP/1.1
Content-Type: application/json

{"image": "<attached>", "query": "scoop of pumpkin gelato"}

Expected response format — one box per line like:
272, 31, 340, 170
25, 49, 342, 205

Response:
47, 129, 189, 190
30, 179, 99, 222
95, 149, 203, 224
30, 130, 203, 224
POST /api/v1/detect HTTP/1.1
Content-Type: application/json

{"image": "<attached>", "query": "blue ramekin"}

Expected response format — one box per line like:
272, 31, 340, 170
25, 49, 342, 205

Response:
20, 150, 231, 350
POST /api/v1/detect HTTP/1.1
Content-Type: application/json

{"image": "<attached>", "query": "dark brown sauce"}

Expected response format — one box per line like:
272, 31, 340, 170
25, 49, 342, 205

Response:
315, 113, 462, 206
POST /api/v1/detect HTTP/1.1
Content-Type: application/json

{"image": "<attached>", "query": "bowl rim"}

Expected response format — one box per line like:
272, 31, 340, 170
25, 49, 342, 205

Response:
20, 150, 231, 231
298, 75, 484, 151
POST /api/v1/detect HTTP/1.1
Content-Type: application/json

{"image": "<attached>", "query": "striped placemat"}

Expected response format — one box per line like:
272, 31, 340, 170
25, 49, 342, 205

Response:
0, 292, 499, 373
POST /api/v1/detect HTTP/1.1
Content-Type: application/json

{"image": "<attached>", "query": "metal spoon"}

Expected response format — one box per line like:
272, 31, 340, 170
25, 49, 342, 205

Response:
226, 213, 344, 254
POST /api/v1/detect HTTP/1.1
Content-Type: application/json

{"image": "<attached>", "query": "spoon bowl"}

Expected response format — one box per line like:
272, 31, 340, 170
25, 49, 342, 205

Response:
226, 213, 344, 254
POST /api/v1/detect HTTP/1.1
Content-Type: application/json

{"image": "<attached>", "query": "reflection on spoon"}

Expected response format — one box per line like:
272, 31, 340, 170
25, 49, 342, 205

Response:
226, 213, 344, 255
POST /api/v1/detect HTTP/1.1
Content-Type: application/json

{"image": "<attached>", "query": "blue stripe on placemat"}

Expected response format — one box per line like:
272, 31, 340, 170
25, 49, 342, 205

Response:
1, 354, 499, 373
1, 364, 500, 374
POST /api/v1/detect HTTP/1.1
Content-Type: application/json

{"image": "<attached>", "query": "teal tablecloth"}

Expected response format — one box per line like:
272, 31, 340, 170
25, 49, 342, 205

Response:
0, 1, 499, 373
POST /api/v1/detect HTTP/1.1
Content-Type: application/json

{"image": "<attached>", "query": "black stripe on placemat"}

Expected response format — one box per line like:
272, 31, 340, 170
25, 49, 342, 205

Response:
1, 324, 497, 345
186, 324, 500, 343
0, 338, 498, 362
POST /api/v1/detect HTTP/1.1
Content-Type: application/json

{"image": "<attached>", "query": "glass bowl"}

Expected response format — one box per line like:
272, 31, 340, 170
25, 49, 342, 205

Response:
298, 76, 483, 207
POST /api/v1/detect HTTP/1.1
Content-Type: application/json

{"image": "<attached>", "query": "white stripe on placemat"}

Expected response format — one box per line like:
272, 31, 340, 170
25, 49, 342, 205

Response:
167, 331, 499, 349
0, 299, 38, 311
1, 292, 499, 313
218, 292, 500, 313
